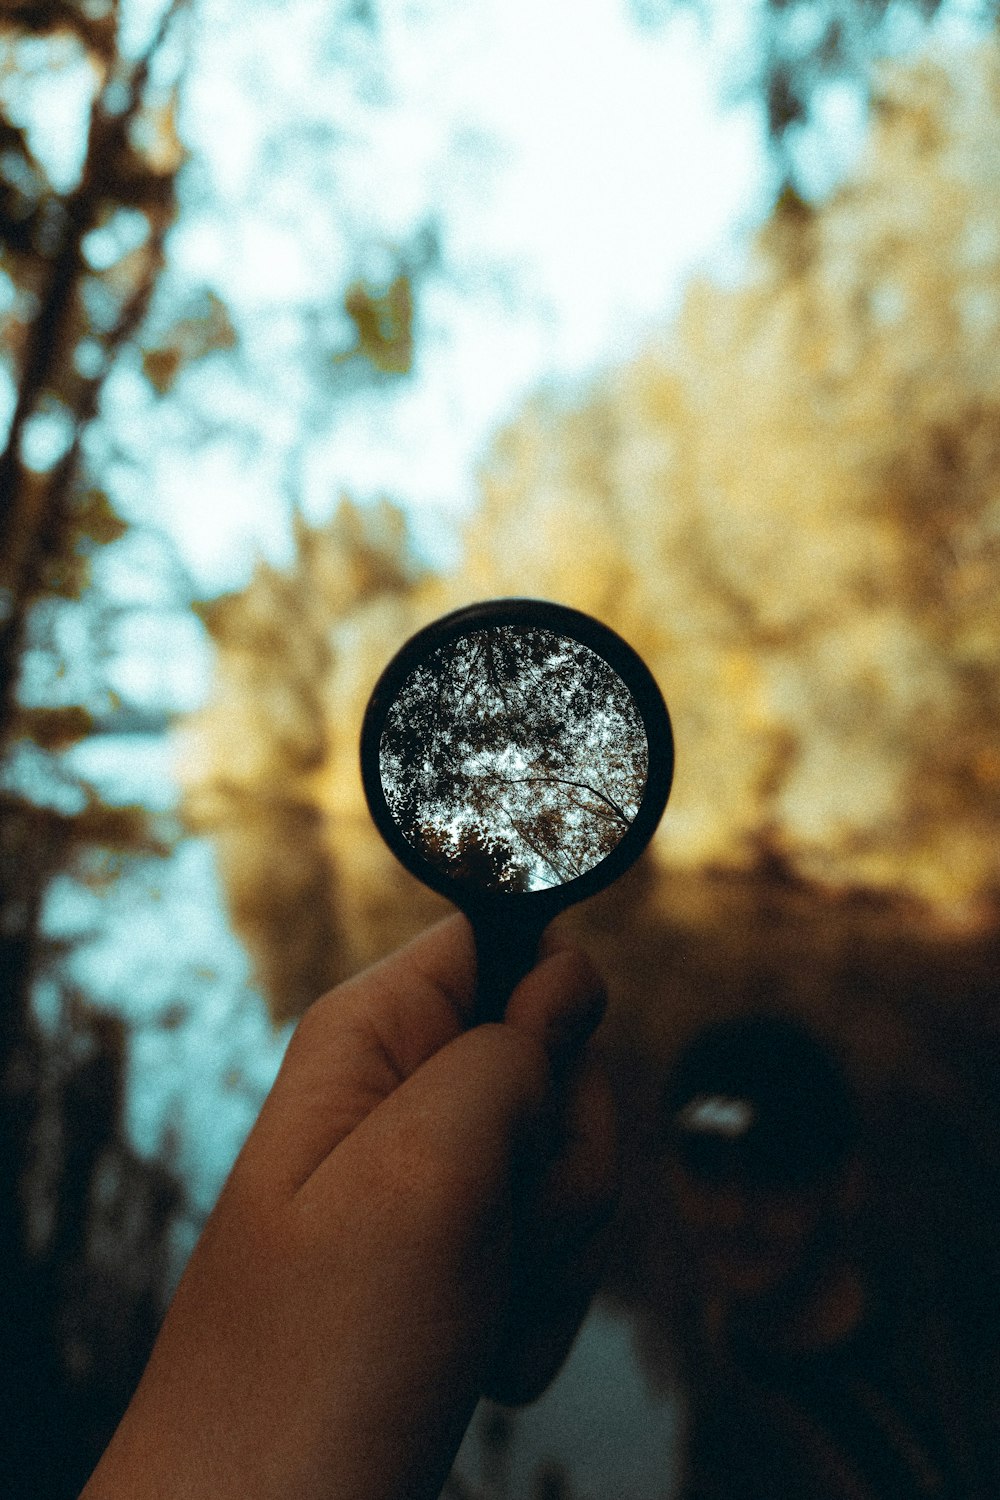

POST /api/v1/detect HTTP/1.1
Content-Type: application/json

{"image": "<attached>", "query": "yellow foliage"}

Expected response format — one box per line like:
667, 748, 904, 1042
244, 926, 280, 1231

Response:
463, 41, 1000, 927
177, 499, 449, 1015
337, 274, 414, 376
179, 42, 1000, 1021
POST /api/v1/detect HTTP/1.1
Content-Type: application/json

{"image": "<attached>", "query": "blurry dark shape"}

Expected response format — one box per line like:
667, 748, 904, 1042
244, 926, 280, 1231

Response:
662, 1013, 858, 1190
530, 1462, 574, 1500
0, 798, 180, 1498
15, 702, 93, 749
39, 996, 180, 1476
625, 1009, 1000, 1500
336, 271, 413, 375
765, 62, 808, 138
0, 2, 198, 1495
379, 624, 648, 891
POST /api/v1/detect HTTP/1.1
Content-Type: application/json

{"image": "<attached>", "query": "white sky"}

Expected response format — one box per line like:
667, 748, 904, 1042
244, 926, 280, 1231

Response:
113, 0, 777, 590
132, 0, 986, 596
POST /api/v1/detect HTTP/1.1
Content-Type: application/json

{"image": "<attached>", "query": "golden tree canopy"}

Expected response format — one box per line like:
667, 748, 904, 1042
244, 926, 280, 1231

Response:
465, 40, 1000, 927
179, 41, 1000, 1019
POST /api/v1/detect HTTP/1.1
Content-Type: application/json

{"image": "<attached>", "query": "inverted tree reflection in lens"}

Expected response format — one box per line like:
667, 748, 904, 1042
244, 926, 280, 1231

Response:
379, 625, 649, 891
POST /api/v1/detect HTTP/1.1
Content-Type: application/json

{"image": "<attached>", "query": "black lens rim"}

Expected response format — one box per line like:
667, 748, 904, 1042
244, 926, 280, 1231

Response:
360, 597, 674, 917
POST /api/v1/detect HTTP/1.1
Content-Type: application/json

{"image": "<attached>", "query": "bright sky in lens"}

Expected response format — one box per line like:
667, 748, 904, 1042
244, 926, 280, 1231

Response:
379, 625, 648, 889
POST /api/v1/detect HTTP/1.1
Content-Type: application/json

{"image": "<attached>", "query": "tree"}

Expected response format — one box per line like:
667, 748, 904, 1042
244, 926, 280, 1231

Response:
380, 625, 646, 889
0, 4, 196, 1494
417, 824, 530, 893
179, 38, 1000, 1021
0, 0, 190, 721
634, 0, 1000, 196
464, 38, 1000, 929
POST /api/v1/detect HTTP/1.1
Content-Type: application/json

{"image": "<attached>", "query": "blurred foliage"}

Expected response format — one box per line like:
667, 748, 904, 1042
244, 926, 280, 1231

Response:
181, 498, 429, 1020
336, 271, 414, 376
182, 40, 1000, 1038
464, 41, 1000, 926
0, 2, 202, 1495
141, 287, 237, 395
636, 0, 1000, 191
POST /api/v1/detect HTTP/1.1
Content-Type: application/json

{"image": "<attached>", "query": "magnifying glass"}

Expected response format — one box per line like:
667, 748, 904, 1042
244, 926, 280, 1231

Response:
360, 598, 674, 1024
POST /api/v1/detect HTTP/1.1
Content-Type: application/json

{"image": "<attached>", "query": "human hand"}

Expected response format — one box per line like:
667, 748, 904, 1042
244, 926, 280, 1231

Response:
81, 914, 618, 1500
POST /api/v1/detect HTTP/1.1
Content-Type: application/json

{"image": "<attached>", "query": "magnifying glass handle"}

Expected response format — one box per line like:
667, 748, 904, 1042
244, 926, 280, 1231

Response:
468, 907, 550, 1026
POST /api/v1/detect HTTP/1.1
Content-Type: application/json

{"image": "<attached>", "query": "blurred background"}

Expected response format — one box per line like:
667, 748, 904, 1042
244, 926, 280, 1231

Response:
0, 0, 998, 1495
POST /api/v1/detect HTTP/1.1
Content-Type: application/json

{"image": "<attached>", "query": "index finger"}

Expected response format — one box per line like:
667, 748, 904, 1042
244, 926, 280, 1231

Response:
238, 914, 478, 1195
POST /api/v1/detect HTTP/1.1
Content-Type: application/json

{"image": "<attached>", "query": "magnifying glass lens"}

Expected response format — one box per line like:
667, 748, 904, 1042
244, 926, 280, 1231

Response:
379, 624, 649, 895
361, 599, 673, 1022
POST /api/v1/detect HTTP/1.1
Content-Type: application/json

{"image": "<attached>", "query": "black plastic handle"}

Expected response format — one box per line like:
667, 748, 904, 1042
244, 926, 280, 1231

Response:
468, 905, 551, 1026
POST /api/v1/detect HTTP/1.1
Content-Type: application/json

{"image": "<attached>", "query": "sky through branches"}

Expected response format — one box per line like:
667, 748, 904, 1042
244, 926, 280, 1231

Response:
379, 625, 648, 891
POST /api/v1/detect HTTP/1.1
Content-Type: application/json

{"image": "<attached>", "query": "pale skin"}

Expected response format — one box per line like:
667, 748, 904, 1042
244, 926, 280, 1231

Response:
81, 913, 618, 1500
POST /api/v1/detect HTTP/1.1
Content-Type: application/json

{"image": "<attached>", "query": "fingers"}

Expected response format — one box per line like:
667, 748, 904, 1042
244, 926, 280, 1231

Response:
238, 914, 477, 1195
485, 1055, 620, 1405
235, 914, 606, 1209
296, 1020, 552, 1249
503, 941, 607, 1064
296, 943, 609, 1238
532, 1049, 620, 1236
